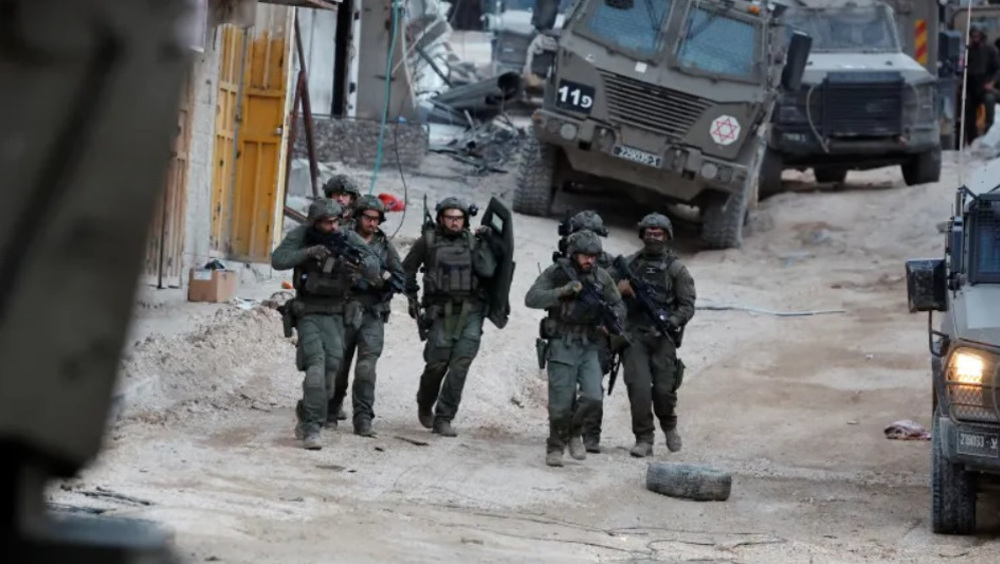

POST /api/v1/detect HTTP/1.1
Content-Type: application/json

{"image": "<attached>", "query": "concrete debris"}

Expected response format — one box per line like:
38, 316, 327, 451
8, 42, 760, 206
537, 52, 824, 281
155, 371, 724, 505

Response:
428, 72, 524, 122
428, 116, 527, 175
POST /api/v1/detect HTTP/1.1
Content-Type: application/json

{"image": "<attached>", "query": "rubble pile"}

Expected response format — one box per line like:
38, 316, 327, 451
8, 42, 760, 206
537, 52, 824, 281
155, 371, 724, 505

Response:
429, 116, 526, 175
405, 0, 526, 174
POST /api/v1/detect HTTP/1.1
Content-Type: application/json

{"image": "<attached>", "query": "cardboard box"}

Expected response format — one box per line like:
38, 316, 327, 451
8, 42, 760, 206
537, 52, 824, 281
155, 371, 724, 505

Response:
188, 268, 238, 303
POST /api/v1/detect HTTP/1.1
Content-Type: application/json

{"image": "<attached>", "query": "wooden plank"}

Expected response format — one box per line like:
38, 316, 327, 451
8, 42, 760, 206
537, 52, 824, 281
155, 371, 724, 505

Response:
142, 68, 194, 287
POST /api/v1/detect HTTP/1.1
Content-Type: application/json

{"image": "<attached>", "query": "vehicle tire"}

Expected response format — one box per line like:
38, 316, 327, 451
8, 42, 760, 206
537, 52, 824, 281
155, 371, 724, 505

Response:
813, 167, 847, 184
513, 128, 557, 216
931, 410, 976, 535
701, 178, 750, 250
759, 146, 784, 198
646, 462, 732, 502
941, 131, 957, 152
902, 147, 943, 186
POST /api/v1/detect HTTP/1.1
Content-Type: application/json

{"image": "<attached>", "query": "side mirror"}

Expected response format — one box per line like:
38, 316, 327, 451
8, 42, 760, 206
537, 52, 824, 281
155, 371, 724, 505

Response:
950, 216, 965, 279
905, 258, 949, 313
532, 0, 561, 30
780, 31, 811, 91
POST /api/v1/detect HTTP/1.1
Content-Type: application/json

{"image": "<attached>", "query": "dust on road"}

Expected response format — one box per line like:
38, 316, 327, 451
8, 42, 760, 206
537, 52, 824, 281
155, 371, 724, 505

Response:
50, 151, 1000, 562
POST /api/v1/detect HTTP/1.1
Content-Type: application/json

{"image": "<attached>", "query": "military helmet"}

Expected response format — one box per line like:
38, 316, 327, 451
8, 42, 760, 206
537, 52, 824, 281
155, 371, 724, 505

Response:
307, 198, 344, 223
322, 173, 361, 198
637, 212, 674, 239
354, 194, 386, 222
566, 230, 603, 256
569, 210, 609, 237
435, 196, 476, 217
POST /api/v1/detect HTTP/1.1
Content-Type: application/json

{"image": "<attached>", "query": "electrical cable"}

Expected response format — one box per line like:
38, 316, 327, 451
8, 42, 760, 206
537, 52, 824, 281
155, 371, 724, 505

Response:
389, 116, 409, 240
369, 0, 402, 195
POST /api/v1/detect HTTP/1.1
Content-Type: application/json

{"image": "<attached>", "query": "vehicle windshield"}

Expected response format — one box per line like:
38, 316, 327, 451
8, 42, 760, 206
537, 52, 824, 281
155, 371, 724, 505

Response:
970, 202, 1000, 283
676, 5, 759, 78
783, 4, 900, 53
581, 0, 673, 57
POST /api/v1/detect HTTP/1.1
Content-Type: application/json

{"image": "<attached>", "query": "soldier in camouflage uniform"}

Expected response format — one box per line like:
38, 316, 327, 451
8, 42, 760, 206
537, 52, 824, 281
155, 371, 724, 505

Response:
609, 213, 696, 458
323, 173, 361, 221
526, 230, 626, 467
270, 199, 382, 450
328, 195, 405, 436
557, 211, 613, 454
402, 197, 500, 437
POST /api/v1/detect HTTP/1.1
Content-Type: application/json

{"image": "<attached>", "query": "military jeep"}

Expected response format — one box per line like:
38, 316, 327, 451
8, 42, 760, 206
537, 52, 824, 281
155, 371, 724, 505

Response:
905, 160, 1000, 535
762, 0, 942, 195
513, 0, 811, 249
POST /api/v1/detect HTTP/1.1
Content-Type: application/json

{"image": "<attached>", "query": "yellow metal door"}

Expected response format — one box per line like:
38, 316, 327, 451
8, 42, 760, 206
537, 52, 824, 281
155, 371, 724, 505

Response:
211, 25, 245, 255
211, 9, 293, 262
144, 69, 193, 288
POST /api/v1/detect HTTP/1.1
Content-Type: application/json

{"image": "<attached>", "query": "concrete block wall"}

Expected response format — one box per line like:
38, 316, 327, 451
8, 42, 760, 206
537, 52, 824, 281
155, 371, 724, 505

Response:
183, 30, 223, 277
291, 116, 428, 169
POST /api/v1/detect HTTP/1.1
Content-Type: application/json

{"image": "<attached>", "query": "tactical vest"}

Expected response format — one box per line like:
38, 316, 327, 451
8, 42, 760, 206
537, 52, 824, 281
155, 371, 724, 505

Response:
622, 252, 676, 323
351, 231, 389, 307
421, 230, 478, 301
294, 254, 353, 301
546, 258, 604, 327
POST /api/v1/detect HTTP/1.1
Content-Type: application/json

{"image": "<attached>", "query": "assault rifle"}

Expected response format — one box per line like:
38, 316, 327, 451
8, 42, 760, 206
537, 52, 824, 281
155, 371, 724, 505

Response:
611, 254, 684, 348
557, 261, 628, 394
313, 230, 404, 301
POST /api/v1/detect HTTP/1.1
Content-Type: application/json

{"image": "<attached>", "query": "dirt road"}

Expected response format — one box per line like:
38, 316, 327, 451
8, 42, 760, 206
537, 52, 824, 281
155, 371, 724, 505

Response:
49, 149, 1000, 563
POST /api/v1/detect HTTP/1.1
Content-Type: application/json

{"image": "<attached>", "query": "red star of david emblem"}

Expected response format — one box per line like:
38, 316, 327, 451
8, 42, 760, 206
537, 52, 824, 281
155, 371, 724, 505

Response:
710, 117, 739, 144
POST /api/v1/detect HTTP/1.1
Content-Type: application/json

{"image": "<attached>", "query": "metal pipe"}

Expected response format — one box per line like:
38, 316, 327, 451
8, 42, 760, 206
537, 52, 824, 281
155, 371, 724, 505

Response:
294, 13, 320, 198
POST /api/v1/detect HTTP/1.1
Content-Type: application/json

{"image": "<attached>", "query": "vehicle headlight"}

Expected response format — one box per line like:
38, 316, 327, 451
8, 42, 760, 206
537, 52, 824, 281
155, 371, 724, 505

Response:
777, 104, 805, 123
905, 82, 936, 122
946, 347, 998, 423
951, 351, 985, 384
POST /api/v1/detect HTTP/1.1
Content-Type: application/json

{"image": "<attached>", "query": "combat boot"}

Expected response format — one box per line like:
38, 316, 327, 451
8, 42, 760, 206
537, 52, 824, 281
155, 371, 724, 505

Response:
568, 436, 587, 460
433, 418, 457, 437
354, 417, 374, 437
630, 441, 653, 458
665, 429, 682, 453
583, 438, 601, 454
546, 450, 564, 467
303, 430, 323, 450
418, 405, 434, 429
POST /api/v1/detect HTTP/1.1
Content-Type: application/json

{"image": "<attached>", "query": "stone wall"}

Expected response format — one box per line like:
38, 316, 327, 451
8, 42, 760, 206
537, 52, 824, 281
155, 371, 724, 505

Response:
292, 116, 428, 169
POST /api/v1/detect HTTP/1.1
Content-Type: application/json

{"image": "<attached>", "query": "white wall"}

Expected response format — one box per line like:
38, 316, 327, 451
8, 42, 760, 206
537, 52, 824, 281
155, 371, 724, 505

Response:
184, 29, 223, 275
295, 8, 339, 116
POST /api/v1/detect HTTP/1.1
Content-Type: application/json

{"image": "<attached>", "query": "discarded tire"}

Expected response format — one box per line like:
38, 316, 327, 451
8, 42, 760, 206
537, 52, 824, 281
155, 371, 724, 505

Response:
645, 462, 732, 502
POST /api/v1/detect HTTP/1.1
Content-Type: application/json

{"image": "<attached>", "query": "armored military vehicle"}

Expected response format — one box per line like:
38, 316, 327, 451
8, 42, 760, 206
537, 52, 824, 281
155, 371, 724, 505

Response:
761, 0, 942, 195
513, 0, 811, 249
905, 159, 1000, 535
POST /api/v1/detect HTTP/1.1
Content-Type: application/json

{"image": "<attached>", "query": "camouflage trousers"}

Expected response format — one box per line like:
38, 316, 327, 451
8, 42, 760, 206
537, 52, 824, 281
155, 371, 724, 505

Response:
294, 312, 346, 435
416, 305, 485, 424
330, 306, 386, 425
581, 336, 612, 446
544, 336, 603, 453
623, 328, 684, 444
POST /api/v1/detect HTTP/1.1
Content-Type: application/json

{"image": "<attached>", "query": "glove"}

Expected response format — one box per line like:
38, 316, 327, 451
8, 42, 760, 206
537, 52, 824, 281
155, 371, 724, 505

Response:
305, 245, 330, 260
407, 299, 420, 320
557, 280, 583, 298
617, 279, 634, 297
